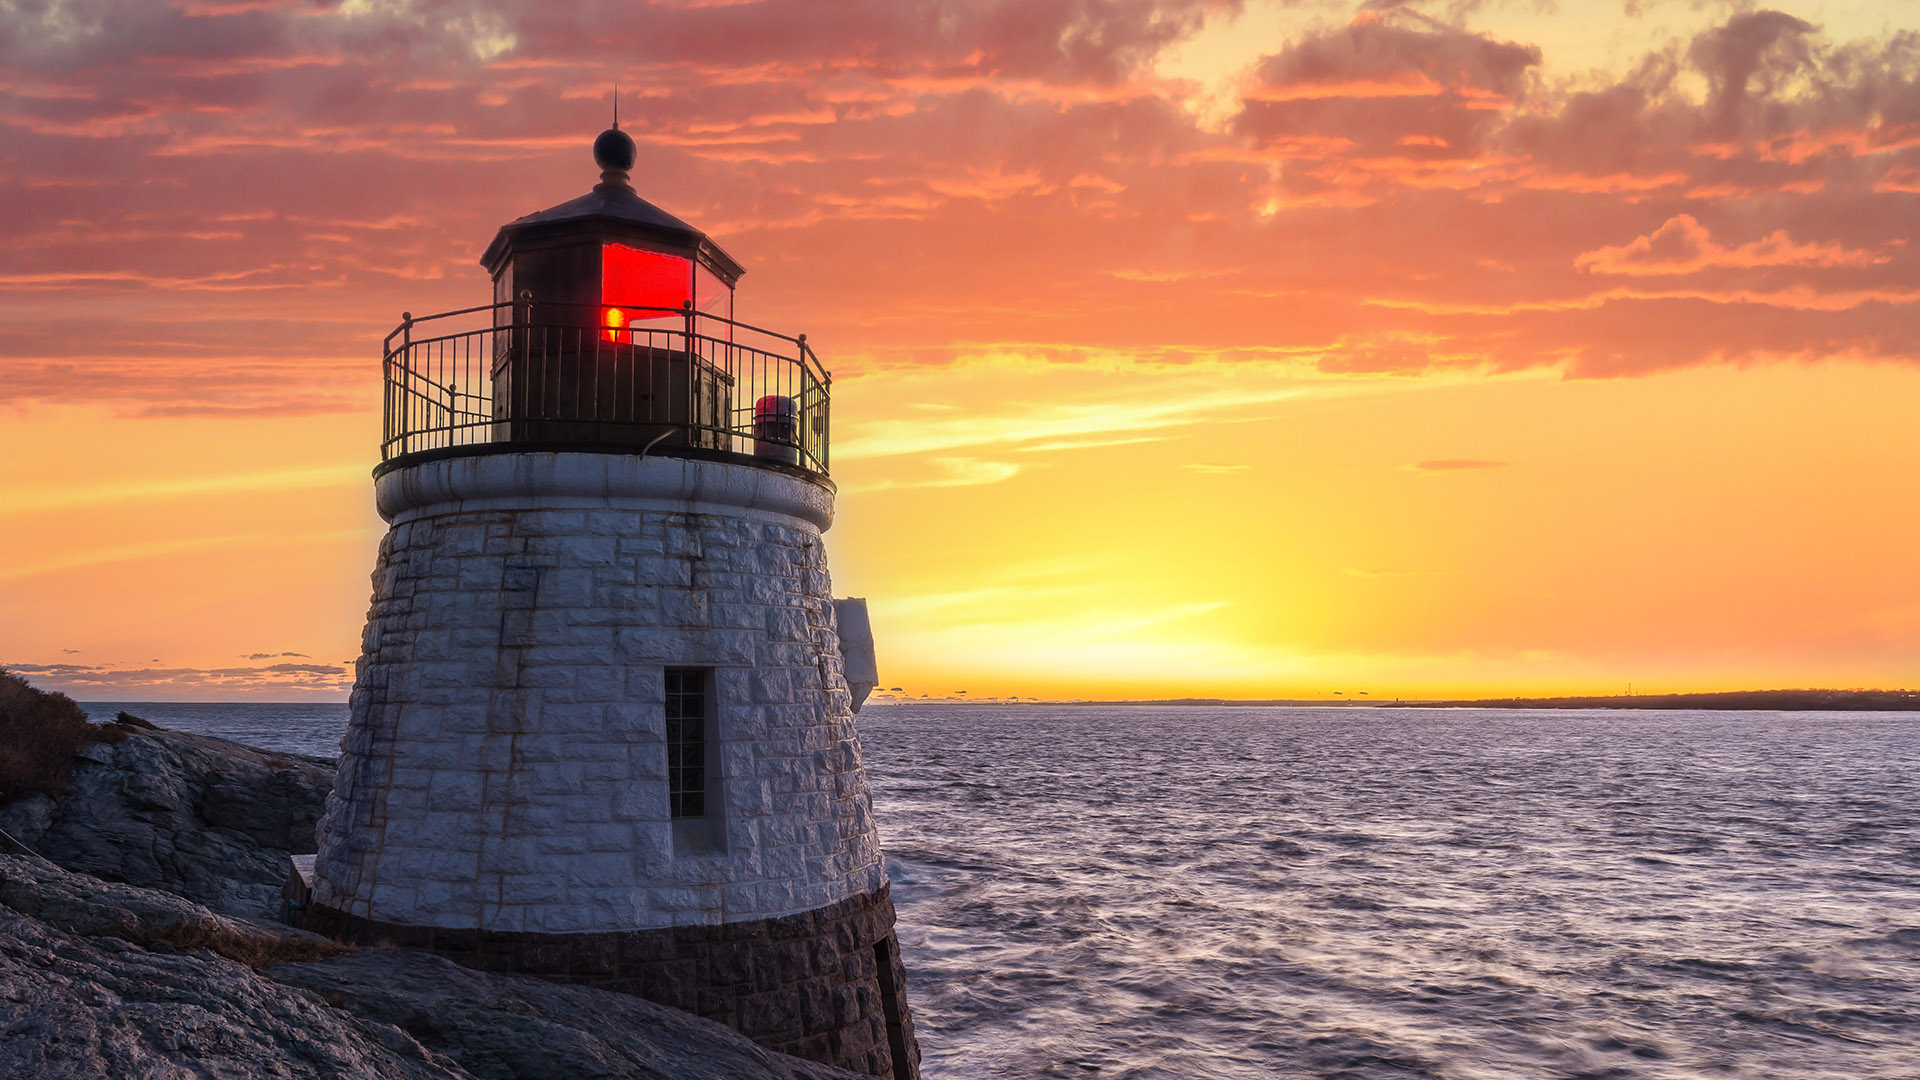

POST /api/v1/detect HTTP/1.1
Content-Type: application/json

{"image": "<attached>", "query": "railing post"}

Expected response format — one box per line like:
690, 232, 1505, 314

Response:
796, 333, 809, 463
683, 300, 697, 447
398, 311, 412, 457
518, 290, 532, 357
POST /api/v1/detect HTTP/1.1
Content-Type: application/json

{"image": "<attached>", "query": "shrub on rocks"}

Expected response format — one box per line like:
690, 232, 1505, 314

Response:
0, 671, 118, 805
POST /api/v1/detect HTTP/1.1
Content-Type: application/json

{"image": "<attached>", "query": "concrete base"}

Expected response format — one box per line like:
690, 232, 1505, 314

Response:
300, 883, 919, 1080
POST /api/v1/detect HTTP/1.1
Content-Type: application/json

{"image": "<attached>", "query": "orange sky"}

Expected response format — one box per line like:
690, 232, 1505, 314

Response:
1, 0, 1915, 701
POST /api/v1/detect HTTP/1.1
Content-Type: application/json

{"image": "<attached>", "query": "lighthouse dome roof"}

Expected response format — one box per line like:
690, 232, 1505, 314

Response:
479, 127, 744, 284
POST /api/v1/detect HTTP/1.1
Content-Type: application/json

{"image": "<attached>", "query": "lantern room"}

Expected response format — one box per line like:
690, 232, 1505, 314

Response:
476, 123, 747, 453
376, 123, 830, 474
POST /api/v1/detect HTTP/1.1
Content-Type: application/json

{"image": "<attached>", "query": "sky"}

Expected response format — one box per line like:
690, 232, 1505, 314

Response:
0, 0, 1915, 702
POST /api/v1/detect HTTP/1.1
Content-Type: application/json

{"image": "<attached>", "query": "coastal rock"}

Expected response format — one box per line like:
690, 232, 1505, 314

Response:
270, 950, 861, 1080
0, 904, 466, 1080
0, 854, 341, 967
0, 725, 332, 919
0, 855, 860, 1080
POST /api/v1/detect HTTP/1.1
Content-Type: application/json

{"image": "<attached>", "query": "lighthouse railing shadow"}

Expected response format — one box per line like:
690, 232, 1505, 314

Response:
380, 299, 830, 476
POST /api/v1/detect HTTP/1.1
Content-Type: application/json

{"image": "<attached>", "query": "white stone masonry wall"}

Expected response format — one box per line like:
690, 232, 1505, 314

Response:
312, 460, 887, 935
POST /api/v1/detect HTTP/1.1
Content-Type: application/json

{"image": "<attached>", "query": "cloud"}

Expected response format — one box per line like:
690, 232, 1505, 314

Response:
1576, 214, 1890, 276
837, 382, 1304, 461
841, 456, 1023, 493
0, 527, 371, 582
0, 464, 364, 516
1689, 10, 1818, 138
3, 659, 351, 697
1409, 458, 1506, 471
1183, 462, 1250, 473
0, 534, 266, 582
1018, 435, 1172, 453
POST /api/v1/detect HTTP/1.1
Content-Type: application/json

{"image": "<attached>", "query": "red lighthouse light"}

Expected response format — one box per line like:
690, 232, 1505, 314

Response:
601, 243, 691, 341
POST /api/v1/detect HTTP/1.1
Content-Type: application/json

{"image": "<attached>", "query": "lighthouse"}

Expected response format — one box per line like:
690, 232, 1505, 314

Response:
303, 123, 918, 1079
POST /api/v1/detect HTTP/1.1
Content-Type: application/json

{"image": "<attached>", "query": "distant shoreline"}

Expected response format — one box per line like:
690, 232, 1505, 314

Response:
60, 689, 1920, 714
871, 689, 1920, 712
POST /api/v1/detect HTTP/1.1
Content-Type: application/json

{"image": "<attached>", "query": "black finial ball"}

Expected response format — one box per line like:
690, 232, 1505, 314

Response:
593, 127, 637, 172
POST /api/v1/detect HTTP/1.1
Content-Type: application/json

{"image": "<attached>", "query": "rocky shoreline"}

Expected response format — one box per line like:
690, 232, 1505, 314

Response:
0, 718, 861, 1079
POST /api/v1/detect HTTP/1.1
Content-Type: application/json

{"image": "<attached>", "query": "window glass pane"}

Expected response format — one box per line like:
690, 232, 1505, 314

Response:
694, 262, 732, 317
664, 667, 707, 819
694, 262, 733, 346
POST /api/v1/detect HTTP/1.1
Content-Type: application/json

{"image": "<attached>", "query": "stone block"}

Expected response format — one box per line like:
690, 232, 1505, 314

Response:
661, 589, 709, 628
625, 743, 668, 783
537, 568, 593, 607
479, 836, 542, 875
462, 734, 514, 771
421, 848, 482, 881
757, 880, 798, 913
615, 626, 677, 663
647, 559, 694, 588
763, 608, 811, 642
579, 755, 628, 783
632, 825, 673, 869
641, 960, 703, 1011
516, 664, 575, 689
711, 630, 757, 666
539, 702, 606, 734
604, 702, 661, 738
427, 771, 485, 812
618, 929, 675, 965
522, 510, 588, 536
663, 528, 702, 558
563, 850, 632, 888
556, 790, 612, 824
584, 822, 634, 853
523, 761, 590, 797
616, 536, 666, 557
484, 689, 541, 731
538, 833, 590, 856
541, 534, 617, 566
439, 523, 488, 556
738, 989, 802, 1038
420, 661, 472, 689
498, 608, 535, 647
570, 666, 623, 704
499, 872, 565, 906
728, 779, 772, 816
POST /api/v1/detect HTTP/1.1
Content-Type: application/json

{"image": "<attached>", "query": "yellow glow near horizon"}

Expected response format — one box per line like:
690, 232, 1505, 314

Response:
827, 359, 1920, 700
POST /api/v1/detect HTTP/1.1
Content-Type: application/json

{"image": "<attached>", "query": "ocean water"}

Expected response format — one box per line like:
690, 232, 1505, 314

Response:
88, 701, 1920, 1079
82, 701, 350, 763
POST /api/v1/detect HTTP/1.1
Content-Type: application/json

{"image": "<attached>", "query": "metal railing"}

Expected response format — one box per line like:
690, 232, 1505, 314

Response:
381, 298, 830, 476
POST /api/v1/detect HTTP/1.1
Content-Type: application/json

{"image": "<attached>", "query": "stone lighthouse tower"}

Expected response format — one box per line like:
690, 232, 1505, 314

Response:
303, 123, 918, 1079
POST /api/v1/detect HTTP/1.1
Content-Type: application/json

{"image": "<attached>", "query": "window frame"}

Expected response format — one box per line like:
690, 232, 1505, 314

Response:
664, 666, 726, 854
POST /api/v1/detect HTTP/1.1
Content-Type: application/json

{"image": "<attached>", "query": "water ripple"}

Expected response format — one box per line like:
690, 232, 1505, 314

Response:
859, 705, 1920, 1079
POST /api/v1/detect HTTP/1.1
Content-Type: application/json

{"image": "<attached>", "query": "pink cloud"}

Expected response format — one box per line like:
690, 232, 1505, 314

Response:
1575, 214, 1890, 275
3, 660, 351, 698
0, 1, 1911, 408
